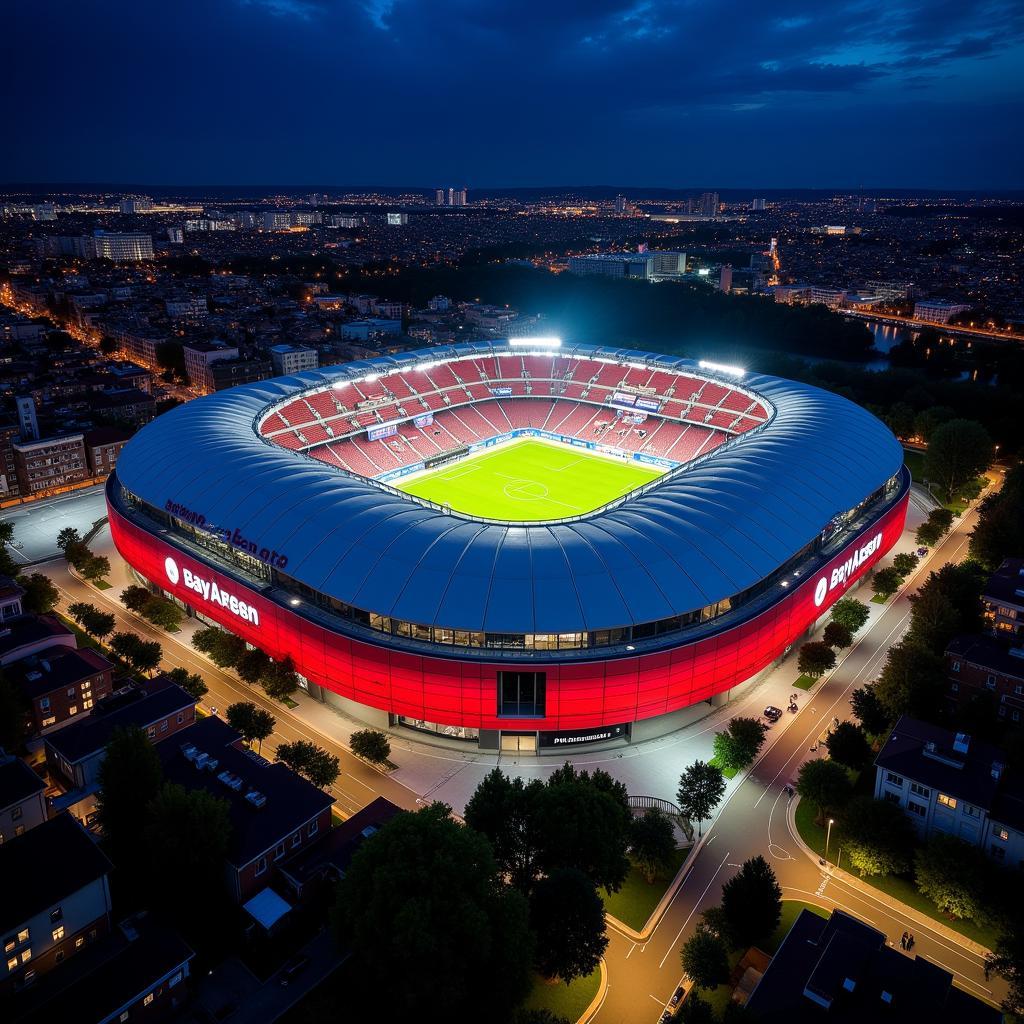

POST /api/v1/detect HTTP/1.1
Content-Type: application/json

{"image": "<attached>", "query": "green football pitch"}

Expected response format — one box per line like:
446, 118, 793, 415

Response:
395, 439, 664, 521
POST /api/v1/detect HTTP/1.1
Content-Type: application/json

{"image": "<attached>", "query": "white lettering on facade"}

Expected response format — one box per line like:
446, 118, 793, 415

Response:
813, 531, 884, 607
169, 561, 260, 626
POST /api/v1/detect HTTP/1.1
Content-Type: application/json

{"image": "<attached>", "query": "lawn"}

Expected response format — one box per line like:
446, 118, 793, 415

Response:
870, 593, 890, 604
794, 799, 1000, 949
522, 968, 601, 1023
602, 848, 689, 931
793, 674, 817, 690
396, 438, 663, 521
764, 900, 828, 954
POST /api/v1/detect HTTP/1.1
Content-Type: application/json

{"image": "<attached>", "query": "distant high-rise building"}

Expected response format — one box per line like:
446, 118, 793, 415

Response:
649, 251, 687, 279
567, 253, 653, 280
614, 195, 627, 214
167, 226, 184, 243
119, 198, 153, 214
719, 264, 733, 293
386, 212, 409, 226
750, 198, 766, 211
15, 396, 38, 442
435, 189, 446, 206
262, 211, 292, 231
92, 231, 154, 261
699, 192, 720, 218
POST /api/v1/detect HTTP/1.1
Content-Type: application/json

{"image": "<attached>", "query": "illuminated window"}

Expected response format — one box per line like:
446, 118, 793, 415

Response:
17, 930, 28, 944
996, 828, 1009, 842
51, 926, 64, 942
21, 948, 31, 964
937, 793, 957, 810
144, 993, 154, 1007
7, 956, 17, 971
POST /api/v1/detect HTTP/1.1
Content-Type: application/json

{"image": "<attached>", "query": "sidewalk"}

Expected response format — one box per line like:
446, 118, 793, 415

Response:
785, 795, 991, 957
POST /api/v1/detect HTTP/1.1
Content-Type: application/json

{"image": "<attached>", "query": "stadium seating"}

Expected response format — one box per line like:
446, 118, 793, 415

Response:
259, 353, 778, 479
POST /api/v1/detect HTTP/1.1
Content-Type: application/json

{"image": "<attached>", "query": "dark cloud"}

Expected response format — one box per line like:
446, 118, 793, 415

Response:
0, 0, 1019, 186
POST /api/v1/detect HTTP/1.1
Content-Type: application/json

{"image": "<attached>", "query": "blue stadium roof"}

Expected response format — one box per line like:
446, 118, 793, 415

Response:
114, 342, 903, 634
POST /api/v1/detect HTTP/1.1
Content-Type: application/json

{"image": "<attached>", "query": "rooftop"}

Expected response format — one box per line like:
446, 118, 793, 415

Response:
983, 558, 1024, 610
875, 715, 1016, 817
44, 677, 195, 765
0, 813, 112, 935
747, 909, 1000, 1022
0, 616, 74, 663
10, 644, 113, 700
947, 633, 1024, 680
0, 755, 45, 813
155, 716, 334, 868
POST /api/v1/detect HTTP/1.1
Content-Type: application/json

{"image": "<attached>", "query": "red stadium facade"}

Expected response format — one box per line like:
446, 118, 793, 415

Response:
109, 484, 908, 747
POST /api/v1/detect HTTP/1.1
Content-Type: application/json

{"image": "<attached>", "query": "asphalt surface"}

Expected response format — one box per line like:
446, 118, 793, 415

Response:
3, 485, 108, 564
592, 471, 1006, 1023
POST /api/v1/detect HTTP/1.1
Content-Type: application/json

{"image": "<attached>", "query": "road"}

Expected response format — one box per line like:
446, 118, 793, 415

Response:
39, 554, 420, 818
593, 470, 1006, 1023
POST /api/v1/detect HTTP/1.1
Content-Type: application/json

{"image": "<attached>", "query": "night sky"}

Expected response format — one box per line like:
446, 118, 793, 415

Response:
4, 0, 1022, 189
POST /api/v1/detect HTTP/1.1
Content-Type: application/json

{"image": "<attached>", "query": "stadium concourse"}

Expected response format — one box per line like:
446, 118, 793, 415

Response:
107, 339, 910, 753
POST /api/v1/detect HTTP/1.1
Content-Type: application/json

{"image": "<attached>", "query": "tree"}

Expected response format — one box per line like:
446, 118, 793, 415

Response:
798, 641, 836, 678
110, 632, 162, 675
225, 701, 275, 752
923, 419, 992, 501
825, 722, 873, 771
712, 717, 767, 773
81, 554, 110, 583
913, 561, 985, 638
904, 588, 961, 653
56, 527, 82, 552
235, 647, 271, 685
678, 992, 717, 1024
871, 566, 902, 600
141, 594, 182, 631
529, 868, 608, 983
262, 655, 299, 700
534, 763, 631, 893
677, 760, 726, 837
464, 769, 543, 892
795, 759, 851, 826
276, 738, 340, 788
822, 621, 853, 650
831, 597, 870, 634
120, 584, 152, 614
166, 666, 208, 701
0, 672, 29, 751
915, 520, 944, 547
892, 551, 920, 578
0, 524, 17, 577
19, 573, 58, 614
96, 726, 164, 868
68, 601, 115, 641
840, 796, 915, 877
630, 808, 677, 884
720, 855, 782, 949
192, 626, 246, 669
680, 922, 730, 990
914, 834, 987, 920
850, 685, 890, 736
332, 802, 533, 1016
350, 728, 391, 765
63, 540, 92, 571
970, 463, 1024, 569
986, 930, 1024, 1017
145, 783, 231, 923
874, 641, 945, 721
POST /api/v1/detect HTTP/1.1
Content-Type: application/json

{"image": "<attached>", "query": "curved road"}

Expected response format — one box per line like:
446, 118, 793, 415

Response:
592, 472, 1006, 1023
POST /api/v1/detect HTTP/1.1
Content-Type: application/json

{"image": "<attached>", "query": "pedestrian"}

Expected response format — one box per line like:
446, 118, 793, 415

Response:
900, 932, 908, 950
908, 933, 915, 950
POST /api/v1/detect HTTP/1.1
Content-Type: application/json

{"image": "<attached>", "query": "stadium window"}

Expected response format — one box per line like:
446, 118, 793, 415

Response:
411, 623, 431, 642
557, 633, 584, 649
498, 672, 546, 717
433, 628, 454, 645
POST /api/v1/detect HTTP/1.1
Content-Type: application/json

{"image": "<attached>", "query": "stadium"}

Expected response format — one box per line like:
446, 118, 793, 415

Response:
107, 340, 910, 752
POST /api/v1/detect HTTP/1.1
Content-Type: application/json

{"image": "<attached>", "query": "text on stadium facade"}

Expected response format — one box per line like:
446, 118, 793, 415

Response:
165, 557, 260, 626
165, 499, 288, 569
813, 531, 884, 607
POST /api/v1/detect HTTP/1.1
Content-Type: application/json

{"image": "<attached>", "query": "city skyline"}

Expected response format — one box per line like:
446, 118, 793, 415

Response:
3, 0, 1022, 189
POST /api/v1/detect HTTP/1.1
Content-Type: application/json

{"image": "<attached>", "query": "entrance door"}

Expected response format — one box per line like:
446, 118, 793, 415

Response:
500, 732, 537, 753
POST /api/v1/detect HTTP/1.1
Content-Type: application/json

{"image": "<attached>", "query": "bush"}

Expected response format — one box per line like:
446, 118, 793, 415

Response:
914, 834, 988, 920
841, 796, 915, 877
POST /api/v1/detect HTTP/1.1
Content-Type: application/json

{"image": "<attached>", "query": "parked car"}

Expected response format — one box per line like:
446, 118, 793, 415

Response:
763, 705, 783, 723
917, 547, 929, 557
671, 984, 686, 1006
279, 955, 310, 987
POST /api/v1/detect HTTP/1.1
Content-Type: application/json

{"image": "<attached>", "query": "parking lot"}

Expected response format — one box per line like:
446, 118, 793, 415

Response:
0, 485, 109, 564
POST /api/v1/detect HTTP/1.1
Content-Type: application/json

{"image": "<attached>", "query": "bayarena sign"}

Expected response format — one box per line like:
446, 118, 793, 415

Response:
813, 531, 884, 607
164, 555, 260, 626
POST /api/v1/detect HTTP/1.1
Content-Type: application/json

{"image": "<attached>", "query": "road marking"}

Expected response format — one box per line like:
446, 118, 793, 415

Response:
625, 942, 636, 960
658, 851, 731, 969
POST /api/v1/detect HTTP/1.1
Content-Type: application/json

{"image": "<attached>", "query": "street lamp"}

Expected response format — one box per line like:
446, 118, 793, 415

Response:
825, 818, 835, 865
